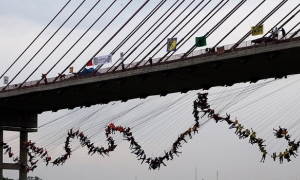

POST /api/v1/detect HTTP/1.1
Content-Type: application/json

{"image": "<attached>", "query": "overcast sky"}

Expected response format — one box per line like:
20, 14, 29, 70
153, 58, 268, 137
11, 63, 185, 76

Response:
1, 0, 300, 179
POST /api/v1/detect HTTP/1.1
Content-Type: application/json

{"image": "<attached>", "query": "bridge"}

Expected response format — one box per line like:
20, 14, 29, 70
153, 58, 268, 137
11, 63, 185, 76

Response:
1, 0, 300, 179
0, 37, 300, 114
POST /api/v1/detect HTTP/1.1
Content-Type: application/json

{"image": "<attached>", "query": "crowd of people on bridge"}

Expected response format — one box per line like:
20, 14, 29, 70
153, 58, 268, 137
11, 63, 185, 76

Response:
1, 92, 300, 173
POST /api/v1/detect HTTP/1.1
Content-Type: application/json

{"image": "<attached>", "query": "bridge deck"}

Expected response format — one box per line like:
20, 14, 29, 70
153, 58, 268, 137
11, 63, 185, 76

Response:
0, 37, 300, 113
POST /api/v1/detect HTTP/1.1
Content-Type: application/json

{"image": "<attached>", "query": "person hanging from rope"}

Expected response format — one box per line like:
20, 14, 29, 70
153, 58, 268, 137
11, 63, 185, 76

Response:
292, 141, 300, 153
105, 126, 111, 138
164, 150, 170, 161
283, 149, 291, 162
146, 157, 152, 165
249, 128, 257, 144
172, 148, 182, 157
199, 101, 210, 111
271, 152, 277, 161
260, 150, 267, 163
240, 129, 250, 139
26, 165, 37, 173
223, 113, 233, 125
30, 160, 39, 166
235, 123, 242, 134
169, 150, 174, 160
207, 109, 215, 118
179, 133, 187, 143
44, 156, 51, 166
4, 147, 11, 155
236, 124, 244, 137
229, 118, 238, 129
139, 154, 147, 164
257, 138, 266, 148
51, 157, 61, 166
193, 100, 199, 110
192, 125, 198, 135
159, 156, 167, 167
285, 134, 291, 141
278, 152, 284, 164
13, 156, 19, 162
8, 151, 13, 158
273, 126, 284, 138
41, 149, 48, 159
193, 108, 199, 119
212, 114, 222, 123
187, 127, 192, 139
288, 147, 298, 158
27, 152, 35, 162
201, 108, 211, 118
137, 149, 145, 158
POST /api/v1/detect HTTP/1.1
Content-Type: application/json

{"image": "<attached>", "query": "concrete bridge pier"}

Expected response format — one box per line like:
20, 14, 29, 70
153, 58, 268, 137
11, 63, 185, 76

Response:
0, 112, 37, 180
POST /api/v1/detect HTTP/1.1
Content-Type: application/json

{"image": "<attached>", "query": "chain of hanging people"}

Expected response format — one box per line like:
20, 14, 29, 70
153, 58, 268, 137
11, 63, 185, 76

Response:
0, 92, 299, 173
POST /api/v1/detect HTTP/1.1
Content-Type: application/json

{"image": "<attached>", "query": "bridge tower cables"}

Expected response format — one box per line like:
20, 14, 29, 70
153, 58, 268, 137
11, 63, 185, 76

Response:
229, 0, 288, 51
0, 0, 71, 80
51, 0, 135, 83
158, 0, 228, 63
18, 0, 103, 89
36, 0, 117, 85
95, 0, 169, 73
2, 1, 86, 91
180, 0, 248, 60
75, 0, 150, 76
140, 0, 211, 67
102, 0, 182, 73
108, 0, 193, 72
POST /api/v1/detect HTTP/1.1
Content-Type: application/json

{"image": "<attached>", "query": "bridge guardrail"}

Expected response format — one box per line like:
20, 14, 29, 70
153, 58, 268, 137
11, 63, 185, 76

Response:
1, 31, 299, 92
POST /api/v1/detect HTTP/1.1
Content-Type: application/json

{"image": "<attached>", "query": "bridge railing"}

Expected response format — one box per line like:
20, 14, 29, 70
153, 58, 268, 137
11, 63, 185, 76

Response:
1, 31, 299, 92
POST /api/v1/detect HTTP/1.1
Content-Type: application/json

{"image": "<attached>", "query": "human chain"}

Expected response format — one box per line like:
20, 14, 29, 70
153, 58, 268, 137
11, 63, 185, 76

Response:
0, 92, 299, 173
195, 92, 299, 163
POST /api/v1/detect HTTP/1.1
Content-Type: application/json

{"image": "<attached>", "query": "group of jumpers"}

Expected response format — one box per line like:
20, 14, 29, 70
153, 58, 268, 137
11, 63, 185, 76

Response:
2, 92, 300, 173
195, 92, 300, 164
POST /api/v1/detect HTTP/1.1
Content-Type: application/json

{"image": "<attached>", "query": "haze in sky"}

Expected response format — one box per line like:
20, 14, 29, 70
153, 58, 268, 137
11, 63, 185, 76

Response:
1, 0, 300, 179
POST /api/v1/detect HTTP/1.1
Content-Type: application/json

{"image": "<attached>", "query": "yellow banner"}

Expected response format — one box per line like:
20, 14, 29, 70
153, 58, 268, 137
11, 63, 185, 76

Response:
69, 67, 74, 73
251, 25, 263, 36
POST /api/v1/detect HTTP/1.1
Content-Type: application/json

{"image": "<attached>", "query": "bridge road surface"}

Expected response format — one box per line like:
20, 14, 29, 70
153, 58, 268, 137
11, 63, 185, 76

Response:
0, 37, 299, 115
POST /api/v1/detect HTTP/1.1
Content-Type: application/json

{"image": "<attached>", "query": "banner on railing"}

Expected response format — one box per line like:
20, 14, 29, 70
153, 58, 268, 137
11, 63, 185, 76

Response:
195, 36, 207, 47
69, 67, 74, 73
167, 38, 177, 52
92, 54, 112, 66
251, 24, 264, 36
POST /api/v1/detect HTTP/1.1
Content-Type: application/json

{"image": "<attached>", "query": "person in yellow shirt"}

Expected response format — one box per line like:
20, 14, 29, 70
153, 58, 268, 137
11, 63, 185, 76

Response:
279, 152, 284, 164
249, 128, 257, 144
271, 152, 277, 161
260, 150, 267, 163
283, 149, 291, 162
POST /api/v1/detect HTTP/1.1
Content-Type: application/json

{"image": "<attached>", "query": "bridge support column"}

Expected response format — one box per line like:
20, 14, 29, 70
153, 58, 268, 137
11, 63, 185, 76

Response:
0, 129, 3, 180
19, 131, 28, 180
0, 112, 37, 180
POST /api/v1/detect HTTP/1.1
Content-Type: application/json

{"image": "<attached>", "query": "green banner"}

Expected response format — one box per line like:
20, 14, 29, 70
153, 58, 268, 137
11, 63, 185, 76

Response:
195, 36, 207, 47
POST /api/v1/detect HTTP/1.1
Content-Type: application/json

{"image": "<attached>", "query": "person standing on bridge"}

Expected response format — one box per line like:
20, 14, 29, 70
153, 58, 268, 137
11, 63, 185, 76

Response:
272, 27, 279, 39
281, 28, 286, 39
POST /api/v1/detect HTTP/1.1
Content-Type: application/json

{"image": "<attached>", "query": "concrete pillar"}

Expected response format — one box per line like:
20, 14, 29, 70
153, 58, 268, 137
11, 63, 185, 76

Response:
19, 131, 28, 180
0, 129, 3, 179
